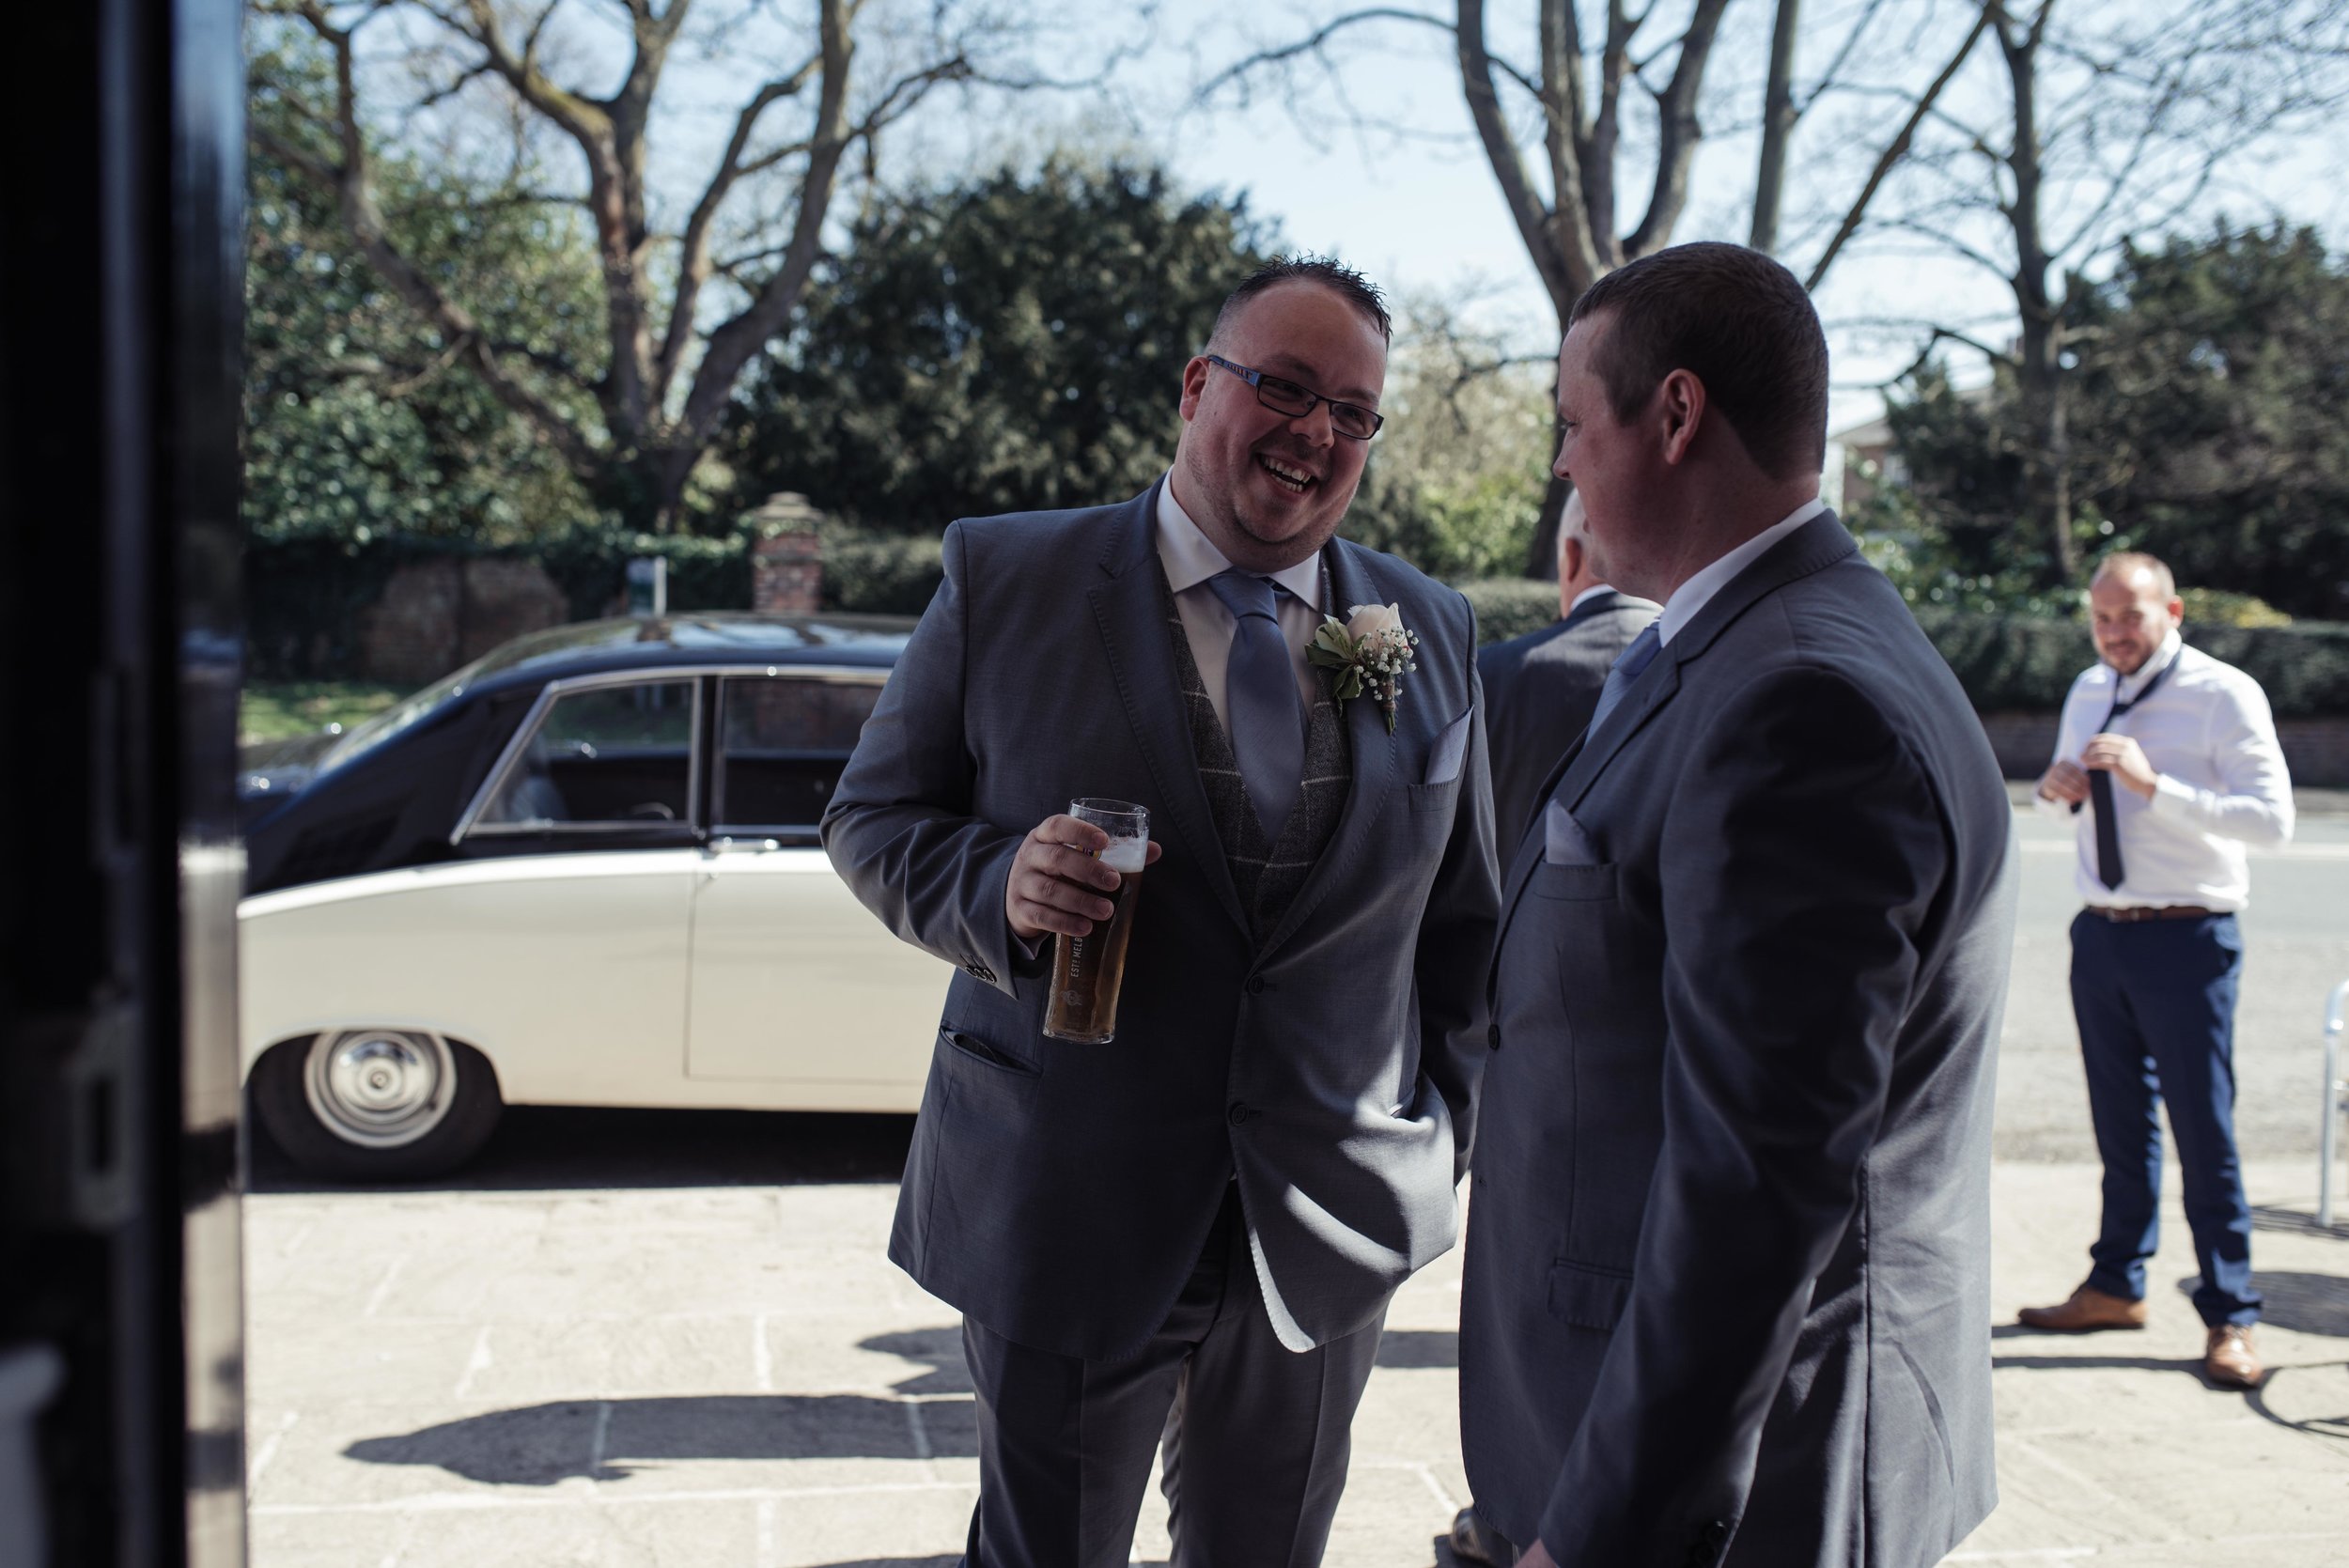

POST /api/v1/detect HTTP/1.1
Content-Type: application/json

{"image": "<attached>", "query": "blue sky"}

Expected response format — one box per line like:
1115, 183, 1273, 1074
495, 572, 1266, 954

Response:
353, 0, 2349, 435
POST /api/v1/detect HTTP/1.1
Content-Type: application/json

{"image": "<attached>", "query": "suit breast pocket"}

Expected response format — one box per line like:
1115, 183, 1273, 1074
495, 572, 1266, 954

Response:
1406, 774, 1463, 815
1531, 861, 1618, 901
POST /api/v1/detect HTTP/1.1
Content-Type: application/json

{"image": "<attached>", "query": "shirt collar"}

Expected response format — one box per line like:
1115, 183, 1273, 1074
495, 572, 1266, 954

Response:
2112, 629, 2184, 700
1657, 497, 1826, 644
1156, 473, 1325, 610
1566, 583, 1615, 615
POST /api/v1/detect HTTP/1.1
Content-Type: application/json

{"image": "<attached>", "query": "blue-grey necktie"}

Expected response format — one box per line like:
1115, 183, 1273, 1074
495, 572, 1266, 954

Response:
1208, 569, 1308, 845
1585, 622, 1663, 739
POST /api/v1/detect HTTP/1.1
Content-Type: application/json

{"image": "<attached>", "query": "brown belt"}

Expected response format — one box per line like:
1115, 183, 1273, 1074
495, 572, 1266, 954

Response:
2084, 904, 2220, 923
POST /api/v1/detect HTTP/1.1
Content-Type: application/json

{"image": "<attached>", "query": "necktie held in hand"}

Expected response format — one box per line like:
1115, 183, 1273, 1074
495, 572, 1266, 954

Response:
1208, 569, 1308, 846
2081, 649, 2176, 893
1585, 622, 1663, 740
2088, 768, 2125, 890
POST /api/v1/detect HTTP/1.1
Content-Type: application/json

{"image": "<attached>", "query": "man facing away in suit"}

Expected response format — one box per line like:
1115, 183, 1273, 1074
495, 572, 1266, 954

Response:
1475, 490, 1660, 859
1457, 242, 2017, 1568
822, 257, 1500, 1568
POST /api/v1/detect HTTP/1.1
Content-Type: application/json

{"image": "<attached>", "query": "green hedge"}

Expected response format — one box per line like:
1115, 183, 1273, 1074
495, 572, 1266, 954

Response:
1455, 581, 2348, 720
251, 533, 2349, 718
1912, 611, 2349, 718
1460, 580, 1564, 646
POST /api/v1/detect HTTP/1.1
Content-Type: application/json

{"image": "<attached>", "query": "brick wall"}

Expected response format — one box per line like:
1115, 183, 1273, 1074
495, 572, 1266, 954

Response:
1978, 710, 2349, 788
355, 557, 569, 686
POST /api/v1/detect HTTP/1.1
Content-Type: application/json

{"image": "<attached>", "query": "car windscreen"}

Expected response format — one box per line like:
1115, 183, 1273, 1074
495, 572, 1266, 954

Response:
311, 662, 478, 777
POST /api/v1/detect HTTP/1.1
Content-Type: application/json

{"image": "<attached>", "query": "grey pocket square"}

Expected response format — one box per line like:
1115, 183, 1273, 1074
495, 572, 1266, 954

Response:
1425, 708, 1472, 785
1544, 800, 1600, 865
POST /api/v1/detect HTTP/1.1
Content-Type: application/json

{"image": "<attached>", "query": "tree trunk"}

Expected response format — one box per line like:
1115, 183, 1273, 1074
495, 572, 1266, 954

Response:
1523, 462, 1571, 582
1995, 2, 2076, 583
1750, 0, 1801, 253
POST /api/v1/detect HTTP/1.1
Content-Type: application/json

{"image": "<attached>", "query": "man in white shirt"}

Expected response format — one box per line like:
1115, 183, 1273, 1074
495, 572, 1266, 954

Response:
2017, 551, 2295, 1389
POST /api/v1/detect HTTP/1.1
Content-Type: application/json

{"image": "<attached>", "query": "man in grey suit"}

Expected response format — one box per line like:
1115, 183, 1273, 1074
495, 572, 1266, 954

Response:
1475, 490, 1659, 858
1458, 243, 2016, 1568
823, 258, 1499, 1568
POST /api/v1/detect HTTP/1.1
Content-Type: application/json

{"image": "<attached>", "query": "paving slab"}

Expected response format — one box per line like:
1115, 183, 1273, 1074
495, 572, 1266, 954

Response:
244, 1148, 2349, 1566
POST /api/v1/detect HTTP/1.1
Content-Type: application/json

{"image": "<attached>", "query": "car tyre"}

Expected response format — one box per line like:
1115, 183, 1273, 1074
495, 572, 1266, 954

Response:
252, 1030, 503, 1181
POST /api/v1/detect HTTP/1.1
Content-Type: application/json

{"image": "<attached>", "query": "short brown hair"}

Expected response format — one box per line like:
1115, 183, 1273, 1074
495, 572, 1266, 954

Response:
1567, 242, 1828, 480
2091, 551, 2176, 598
1210, 256, 1392, 346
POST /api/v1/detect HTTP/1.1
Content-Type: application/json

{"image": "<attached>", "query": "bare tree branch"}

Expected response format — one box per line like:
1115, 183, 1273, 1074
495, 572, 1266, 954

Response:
1622, 0, 1730, 257
1803, 6, 1991, 290
258, 3, 602, 475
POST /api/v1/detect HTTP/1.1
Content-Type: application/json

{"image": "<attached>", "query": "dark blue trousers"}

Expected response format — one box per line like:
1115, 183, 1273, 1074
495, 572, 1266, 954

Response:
2070, 910, 2260, 1327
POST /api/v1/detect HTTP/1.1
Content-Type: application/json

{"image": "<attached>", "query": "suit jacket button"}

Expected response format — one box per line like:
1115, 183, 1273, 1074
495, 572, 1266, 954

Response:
1227, 1101, 1252, 1126
1245, 975, 1266, 996
1486, 1024, 1501, 1049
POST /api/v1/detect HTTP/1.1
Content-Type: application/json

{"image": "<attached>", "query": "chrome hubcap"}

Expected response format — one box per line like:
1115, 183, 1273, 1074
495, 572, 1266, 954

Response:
303, 1030, 456, 1149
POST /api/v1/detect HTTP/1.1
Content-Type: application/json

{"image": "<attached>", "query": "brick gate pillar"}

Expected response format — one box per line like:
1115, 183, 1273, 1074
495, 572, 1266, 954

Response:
749, 492, 825, 613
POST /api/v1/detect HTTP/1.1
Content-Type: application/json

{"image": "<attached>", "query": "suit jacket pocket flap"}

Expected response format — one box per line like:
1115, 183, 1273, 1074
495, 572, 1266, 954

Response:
1547, 1259, 1632, 1330
941, 1027, 1040, 1078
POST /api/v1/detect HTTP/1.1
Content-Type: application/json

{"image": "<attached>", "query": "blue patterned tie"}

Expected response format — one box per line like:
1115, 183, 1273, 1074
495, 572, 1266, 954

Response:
1208, 569, 1308, 845
1585, 622, 1662, 739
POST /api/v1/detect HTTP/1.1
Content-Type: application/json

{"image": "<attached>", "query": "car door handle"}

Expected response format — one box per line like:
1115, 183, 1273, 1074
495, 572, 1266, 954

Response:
706, 836, 780, 855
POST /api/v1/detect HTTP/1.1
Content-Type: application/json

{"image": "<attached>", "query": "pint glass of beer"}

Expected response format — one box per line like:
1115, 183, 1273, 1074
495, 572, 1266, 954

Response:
1042, 799, 1149, 1044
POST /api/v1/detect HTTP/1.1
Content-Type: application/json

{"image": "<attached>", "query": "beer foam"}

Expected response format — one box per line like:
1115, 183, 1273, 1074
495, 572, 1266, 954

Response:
1097, 837, 1149, 875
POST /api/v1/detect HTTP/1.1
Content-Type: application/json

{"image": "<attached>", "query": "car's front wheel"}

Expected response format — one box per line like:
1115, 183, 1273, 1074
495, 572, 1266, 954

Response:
252, 1029, 503, 1180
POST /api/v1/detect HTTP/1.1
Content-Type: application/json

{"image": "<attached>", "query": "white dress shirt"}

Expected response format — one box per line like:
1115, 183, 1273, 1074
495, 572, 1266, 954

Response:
1567, 583, 1617, 616
1157, 475, 1329, 735
2032, 630, 2295, 910
1657, 498, 1827, 644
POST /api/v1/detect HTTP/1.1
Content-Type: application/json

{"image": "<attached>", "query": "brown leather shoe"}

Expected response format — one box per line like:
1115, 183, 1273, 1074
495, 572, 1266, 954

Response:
2016, 1284, 2150, 1332
2203, 1325, 2264, 1389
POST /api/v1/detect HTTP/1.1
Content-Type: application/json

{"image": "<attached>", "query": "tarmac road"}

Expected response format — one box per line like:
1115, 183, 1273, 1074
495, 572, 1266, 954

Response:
1999, 805, 2349, 1162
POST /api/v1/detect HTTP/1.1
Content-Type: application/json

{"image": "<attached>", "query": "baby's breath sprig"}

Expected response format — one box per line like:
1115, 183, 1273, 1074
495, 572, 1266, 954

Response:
1308, 608, 1420, 734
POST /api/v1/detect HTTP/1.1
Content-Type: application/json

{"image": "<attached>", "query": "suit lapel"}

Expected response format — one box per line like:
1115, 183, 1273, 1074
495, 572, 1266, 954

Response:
1086, 482, 1250, 937
1549, 513, 1857, 815
1491, 514, 1859, 966
1255, 539, 1399, 960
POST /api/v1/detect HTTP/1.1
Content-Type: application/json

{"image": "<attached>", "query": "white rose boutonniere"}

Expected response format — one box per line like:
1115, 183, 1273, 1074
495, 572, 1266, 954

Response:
1308, 600, 1419, 733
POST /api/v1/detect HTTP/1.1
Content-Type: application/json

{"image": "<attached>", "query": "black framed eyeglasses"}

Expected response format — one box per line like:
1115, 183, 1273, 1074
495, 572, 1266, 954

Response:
1205, 355, 1385, 441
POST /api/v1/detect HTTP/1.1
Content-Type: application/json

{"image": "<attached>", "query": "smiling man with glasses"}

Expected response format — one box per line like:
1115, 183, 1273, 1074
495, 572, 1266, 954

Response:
825, 256, 1500, 1566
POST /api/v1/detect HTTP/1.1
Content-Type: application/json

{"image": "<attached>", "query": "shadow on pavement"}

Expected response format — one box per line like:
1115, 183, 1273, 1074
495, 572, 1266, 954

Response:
250, 1105, 917, 1194
847, 1325, 1459, 1402
1990, 1352, 2202, 1374
2164, 1268, 2349, 1337
1374, 1328, 1458, 1369
861, 1328, 970, 1395
346, 1392, 977, 1483
2250, 1203, 2349, 1240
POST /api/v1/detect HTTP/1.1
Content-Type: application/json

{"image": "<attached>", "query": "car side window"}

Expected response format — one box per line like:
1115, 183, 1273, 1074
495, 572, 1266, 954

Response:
476, 679, 696, 831
714, 675, 883, 831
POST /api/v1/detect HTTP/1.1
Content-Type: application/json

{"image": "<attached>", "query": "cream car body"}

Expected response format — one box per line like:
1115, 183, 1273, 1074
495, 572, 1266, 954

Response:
235, 614, 948, 1177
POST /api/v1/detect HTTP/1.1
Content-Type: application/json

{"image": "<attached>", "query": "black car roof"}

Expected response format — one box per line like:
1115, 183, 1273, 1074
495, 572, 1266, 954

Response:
461, 612, 915, 693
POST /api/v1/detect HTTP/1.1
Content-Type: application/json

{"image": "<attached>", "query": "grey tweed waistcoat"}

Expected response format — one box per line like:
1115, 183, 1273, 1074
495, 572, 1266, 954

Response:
1156, 562, 1352, 939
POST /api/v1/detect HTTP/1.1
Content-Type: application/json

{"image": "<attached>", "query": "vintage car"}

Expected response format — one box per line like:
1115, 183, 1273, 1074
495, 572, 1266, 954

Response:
237, 613, 951, 1180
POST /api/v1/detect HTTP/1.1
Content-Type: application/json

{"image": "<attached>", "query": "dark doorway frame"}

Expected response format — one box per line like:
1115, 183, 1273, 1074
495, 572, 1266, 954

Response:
1, 1, 249, 1562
